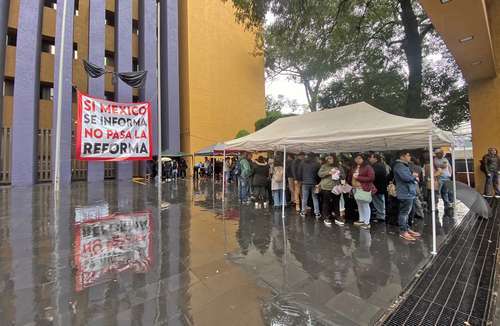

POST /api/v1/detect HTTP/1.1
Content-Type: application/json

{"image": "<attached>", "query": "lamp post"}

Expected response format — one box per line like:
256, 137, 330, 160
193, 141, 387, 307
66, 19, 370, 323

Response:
156, 0, 163, 192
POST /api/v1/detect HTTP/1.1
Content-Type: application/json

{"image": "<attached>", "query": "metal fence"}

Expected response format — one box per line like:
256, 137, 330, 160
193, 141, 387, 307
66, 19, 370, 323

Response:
0, 128, 11, 184
37, 129, 52, 182
0, 127, 119, 184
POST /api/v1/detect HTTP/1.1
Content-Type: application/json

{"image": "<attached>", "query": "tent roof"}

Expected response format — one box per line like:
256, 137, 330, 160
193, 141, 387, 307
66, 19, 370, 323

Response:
194, 143, 240, 156
225, 102, 453, 153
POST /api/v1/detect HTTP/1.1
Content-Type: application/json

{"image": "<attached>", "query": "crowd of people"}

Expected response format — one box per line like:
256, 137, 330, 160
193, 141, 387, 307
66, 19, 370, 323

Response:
228, 149, 459, 241
148, 156, 188, 182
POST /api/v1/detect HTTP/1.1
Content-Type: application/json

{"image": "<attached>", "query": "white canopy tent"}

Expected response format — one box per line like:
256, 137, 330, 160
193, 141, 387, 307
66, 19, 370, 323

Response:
225, 102, 453, 152
224, 102, 456, 255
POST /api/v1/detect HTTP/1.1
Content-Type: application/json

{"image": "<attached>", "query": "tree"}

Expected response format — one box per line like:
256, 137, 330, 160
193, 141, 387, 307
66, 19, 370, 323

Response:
255, 95, 296, 130
227, 0, 361, 111
235, 129, 250, 138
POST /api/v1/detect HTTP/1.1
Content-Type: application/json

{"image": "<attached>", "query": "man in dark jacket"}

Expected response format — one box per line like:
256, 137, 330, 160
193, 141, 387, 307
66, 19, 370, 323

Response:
368, 153, 387, 222
299, 153, 321, 218
292, 152, 305, 212
393, 150, 421, 241
482, 148, 499, 197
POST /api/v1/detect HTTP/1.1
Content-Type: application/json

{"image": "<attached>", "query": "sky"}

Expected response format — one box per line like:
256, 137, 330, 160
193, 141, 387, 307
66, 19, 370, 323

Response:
265, 75, 308, 113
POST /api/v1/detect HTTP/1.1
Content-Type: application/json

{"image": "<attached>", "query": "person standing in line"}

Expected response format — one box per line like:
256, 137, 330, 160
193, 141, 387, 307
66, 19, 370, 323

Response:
292, 152, 306, 212
368, 153, 388, 222
224, 157, 232, 184
318, 154, 346, 227
350, 153, 375, 230
481, 148, 500, 197
239, 152, 253, 204
252, 156, 270, 209
286, 153, 295, 205
271, 159, 285, 208
299, 153, 321, 219
434, 149, 453, 208
393, 150, 421, 241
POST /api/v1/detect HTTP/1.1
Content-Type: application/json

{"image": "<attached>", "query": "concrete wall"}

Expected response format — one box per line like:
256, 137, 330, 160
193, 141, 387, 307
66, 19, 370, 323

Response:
469, 0, 500, 191
179, 0, 265, 154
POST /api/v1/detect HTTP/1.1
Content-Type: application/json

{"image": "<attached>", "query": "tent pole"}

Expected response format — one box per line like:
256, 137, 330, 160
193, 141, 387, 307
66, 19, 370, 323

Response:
429, 134, 437, 255
222, 149, 226, 203
463, 141, 471, 187
282, 145, 287, 219
451, 143, 457, 220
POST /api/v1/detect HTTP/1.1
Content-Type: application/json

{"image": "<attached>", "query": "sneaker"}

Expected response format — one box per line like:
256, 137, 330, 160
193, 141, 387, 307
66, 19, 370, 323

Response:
353, 221, 364, 227
334, 219, 345, 226
324, 219, 333, 227
315, 213, 322, 220
255, 202, 259, 209
263, 202, 269, 209
408, 230, 421, 237
400, 232, 416, 241
296, 206, 301, 212
360, 224, 371, 230
300, 211, 306, 218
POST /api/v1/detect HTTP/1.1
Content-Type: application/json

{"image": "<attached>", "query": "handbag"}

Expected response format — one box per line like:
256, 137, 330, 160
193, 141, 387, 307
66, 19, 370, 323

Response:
314, 184, 321, 194
332, 183, 352, 195
387, 182, 397, 197
354, 188, 372, 203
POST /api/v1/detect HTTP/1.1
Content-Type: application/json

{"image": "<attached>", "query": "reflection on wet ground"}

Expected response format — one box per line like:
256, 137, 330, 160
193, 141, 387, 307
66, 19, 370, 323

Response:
0, 179, 468, 325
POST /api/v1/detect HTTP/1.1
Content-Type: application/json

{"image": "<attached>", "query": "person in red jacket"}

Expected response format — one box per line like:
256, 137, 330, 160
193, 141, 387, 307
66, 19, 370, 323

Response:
349, 153, 376, 229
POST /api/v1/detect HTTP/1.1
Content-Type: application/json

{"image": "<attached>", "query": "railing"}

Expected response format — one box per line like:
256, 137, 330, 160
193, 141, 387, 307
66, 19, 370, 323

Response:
104, 162, 117, 179
71, 130, 87, 181
37, 129, 52, 182
0, 128, 11, 184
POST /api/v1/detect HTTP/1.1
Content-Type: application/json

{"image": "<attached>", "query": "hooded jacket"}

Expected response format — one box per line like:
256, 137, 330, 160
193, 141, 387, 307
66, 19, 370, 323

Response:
393, 159, 417, 200
252, 161, 269, 186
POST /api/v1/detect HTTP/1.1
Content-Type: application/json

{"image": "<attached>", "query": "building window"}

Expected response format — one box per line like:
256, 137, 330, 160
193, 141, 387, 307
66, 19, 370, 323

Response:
104, 51, 115, 67
41, 36, 56, 55
105, 92, 115, 101
6, 29, 16, 46
73, 43, 78, 59
3, 79, 14, 96
40, 83, 54, 100
132, 57, 139, 71
105, 11, 115, 27
132, 19, 139, 36
44, 0, 57, 9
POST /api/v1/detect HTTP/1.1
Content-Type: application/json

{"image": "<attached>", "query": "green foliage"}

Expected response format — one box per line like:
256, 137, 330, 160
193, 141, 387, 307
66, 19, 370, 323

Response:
235, 129, 250, 138
228, 0, 470, 130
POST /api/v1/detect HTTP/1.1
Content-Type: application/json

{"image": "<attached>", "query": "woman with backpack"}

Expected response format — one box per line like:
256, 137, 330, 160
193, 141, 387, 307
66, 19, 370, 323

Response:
271, 159, 285, 208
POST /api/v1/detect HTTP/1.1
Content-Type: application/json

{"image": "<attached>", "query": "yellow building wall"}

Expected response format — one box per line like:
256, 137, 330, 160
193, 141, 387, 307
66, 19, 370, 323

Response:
469, 0, 500, 191
179, 0, 265, 155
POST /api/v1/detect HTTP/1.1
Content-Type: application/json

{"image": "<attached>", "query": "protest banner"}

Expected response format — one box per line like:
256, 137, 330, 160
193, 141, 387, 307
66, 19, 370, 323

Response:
76, 91, 153, 161
74, 211, 153, 291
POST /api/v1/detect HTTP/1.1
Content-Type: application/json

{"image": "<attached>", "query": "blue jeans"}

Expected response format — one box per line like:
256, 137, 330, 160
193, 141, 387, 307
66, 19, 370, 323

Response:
372, 193, 386, 220
301, 184, 320, 214
399, 198, 416, 232
439, 177, 453, 207
239, 177, 250, 202
484, 172, 500, 196
356, 200, 371, 224
272, 190, 283, 207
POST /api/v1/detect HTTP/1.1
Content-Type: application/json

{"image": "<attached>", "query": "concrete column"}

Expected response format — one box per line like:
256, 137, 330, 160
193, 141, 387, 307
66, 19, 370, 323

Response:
139, 0, 158, 155
115, 0, 133, 180
11, 0, 44, 186
86, 0, 106, 182
51, 0, 75, 185
0, 0, 10, 129
160, 0, 180, 152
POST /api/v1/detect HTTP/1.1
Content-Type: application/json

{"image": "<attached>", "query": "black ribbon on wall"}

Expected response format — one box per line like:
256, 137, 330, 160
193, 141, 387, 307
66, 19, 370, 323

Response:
83, 60, 147, 89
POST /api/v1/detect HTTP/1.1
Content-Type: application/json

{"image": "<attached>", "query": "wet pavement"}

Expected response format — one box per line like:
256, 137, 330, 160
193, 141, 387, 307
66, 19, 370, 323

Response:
0, 179, 470, 325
